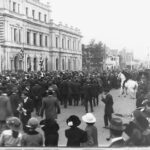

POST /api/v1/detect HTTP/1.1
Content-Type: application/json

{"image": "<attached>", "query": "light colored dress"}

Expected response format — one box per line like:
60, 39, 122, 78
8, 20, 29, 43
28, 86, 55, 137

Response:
0, 130, 22, 146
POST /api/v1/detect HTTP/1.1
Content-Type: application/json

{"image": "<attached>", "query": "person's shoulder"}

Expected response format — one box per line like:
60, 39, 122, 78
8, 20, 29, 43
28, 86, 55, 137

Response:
2, 129, 12, 135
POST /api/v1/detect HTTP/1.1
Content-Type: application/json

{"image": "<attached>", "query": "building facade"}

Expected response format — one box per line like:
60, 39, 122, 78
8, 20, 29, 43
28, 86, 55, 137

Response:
0, 0, 82, 72
104, 49, 119, 70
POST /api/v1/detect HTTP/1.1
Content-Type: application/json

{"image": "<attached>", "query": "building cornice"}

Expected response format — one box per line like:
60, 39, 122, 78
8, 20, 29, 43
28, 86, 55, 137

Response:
1, 45, 82, 56
1, 12, 49, 29
50, 26, 82, 38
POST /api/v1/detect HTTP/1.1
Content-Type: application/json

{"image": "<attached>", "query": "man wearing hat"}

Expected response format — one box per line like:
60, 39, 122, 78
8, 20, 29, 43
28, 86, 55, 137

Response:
20, 90, 34, 132
40, 88, 61, 120
108, 118, 126, 147
101, 88, 114, 128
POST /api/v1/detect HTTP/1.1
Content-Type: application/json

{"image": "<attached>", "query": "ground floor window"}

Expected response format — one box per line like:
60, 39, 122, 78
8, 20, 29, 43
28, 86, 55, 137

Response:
33, 57, 37, 71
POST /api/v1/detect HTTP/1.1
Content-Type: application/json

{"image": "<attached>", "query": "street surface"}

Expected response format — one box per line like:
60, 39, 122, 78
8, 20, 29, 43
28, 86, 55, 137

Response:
34, 89, 136, 147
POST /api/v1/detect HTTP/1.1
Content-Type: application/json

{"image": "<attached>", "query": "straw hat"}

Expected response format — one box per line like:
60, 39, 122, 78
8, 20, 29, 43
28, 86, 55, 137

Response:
82, 113, 96, 123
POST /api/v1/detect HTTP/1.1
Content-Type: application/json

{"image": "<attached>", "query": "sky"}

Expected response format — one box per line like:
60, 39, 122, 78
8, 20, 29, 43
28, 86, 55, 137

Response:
41, 0, 150, 60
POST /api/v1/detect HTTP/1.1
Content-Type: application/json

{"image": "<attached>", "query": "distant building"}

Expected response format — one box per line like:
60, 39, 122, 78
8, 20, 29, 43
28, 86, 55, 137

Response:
104, 49, 119, 70
119, 49, 134, 70
0, 0, 82, 72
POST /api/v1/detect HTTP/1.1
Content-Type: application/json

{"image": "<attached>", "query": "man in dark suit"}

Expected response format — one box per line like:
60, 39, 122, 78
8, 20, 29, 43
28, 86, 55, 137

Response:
9, 87, 20, 117
20, 90, 34, 132
109, 118, 126, 147
40, 88, 61, 120
101, 88, 114, 128
31, 83, 42, 115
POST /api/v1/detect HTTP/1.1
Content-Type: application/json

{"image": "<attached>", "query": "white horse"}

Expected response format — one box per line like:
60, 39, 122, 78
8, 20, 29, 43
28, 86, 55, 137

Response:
118, 72, 138, 99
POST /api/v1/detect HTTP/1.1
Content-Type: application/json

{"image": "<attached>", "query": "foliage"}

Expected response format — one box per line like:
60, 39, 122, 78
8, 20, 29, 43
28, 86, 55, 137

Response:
82, 39, 107, 71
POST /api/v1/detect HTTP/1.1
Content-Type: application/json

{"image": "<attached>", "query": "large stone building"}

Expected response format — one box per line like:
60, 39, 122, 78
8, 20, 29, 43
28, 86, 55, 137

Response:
0, 0, 82, 72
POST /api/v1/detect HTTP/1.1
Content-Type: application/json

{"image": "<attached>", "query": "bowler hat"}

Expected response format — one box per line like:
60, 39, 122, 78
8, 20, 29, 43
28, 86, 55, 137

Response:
109, 118, 125, 131
66, 115, 81, 127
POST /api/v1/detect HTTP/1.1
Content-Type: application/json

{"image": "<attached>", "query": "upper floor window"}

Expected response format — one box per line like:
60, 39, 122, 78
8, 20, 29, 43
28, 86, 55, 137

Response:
18, 4, 20, 13
56, 37, 58, 48
73, 41, 76, 50
19, 29, 21, 43
68, 39, 70, 49
44, 14, 47, 22
32, 10, 35, 19
39, 12, 41, 21
33, 33, 36, 45
26, 7, 28, 16
62, 38, 65, 49
13, 2, 16, 12
27, 31, 30, 45
39, 34, 43, 47
45, 36, 48, 47
14, 28, 17, 42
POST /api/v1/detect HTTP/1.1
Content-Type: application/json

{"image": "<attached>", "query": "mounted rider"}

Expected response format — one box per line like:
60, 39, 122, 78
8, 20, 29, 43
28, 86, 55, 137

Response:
122, 68, 132, 89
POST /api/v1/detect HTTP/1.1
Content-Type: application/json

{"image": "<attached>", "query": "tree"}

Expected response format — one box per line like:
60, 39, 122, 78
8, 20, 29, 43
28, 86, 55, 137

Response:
82, 39, 107, 72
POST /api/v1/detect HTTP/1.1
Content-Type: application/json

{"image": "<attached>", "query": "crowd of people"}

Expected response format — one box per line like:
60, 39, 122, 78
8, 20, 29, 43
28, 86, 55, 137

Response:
0, 69, 149, 147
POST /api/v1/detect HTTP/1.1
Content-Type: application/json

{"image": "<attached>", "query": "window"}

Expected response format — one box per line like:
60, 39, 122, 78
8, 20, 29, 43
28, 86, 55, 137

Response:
39, 12, 41, 21
62, 38, 65, 49
44, 14, 47, 22
56, 37, 58, 48
68, 39, 70, 49
18, 4, 20, 13
62, 59, 65, 70
11, 27, 13, 41
33, 33, 36, 45
13, 2, 16, 12
32, 10, 35, 19
73, 41, 75, 50
56, 58, 59, 70
27, 31, 30, 44
19, 29, 21, 43
26, 7, 28, 16
39, 34, 42, 46
14, 28, 17, 42
45, 36, 48, 47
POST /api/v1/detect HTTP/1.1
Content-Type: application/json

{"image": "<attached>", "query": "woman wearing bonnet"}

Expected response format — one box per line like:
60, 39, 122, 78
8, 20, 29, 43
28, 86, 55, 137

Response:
65, 115, 87, 147
0, 117, 22, 147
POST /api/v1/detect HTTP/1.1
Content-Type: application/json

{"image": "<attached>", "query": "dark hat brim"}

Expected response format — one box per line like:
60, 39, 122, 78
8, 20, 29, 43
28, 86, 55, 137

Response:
109, 124, 126, 131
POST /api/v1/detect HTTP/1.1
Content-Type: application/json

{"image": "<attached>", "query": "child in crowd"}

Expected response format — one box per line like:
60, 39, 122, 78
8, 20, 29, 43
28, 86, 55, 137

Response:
82, 113, 98, 147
